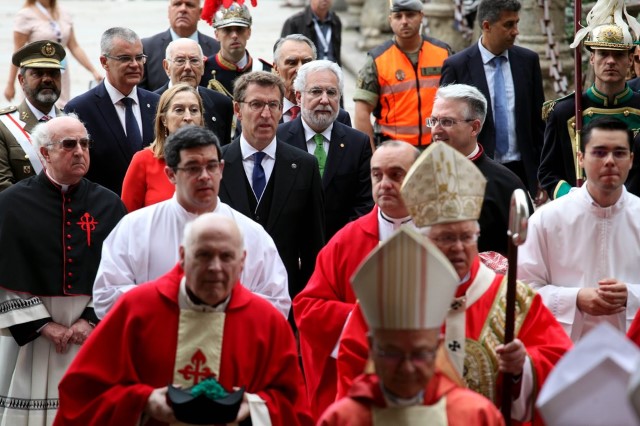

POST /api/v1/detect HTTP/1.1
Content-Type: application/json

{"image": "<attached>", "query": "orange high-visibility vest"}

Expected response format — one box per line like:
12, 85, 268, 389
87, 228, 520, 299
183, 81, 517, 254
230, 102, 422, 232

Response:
372, 37, 450, 147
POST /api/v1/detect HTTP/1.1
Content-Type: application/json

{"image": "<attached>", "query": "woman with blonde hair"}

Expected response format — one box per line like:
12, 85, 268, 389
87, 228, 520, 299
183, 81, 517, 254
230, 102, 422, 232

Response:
121, 83, 205, 212
5, 0, 102, 107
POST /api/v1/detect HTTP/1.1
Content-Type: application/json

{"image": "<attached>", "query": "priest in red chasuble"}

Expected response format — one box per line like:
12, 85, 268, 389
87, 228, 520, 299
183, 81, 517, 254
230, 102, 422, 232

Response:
319, 227, 504, 425
55, 213, 312, 426
335, 142, 572, 425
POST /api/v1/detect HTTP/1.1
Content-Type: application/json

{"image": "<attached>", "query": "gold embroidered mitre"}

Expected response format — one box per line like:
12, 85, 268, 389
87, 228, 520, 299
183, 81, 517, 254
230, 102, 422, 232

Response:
401, 142, 486, 227
351, 227, 458, 330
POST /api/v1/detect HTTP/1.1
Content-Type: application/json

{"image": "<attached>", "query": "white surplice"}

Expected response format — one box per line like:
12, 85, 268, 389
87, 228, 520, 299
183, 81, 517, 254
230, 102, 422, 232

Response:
0, 293, 91, 426
93, 195, 291, 318
518, 185, 640, 341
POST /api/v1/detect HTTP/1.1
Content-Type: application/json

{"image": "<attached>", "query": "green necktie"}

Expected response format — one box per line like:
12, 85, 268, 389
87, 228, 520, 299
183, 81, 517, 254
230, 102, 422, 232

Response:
313, 133, 327, 177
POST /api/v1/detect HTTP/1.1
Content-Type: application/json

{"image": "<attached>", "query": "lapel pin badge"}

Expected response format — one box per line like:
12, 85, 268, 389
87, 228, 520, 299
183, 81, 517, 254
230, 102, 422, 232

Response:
340, 143, 344, 148
291, 163, 297, 169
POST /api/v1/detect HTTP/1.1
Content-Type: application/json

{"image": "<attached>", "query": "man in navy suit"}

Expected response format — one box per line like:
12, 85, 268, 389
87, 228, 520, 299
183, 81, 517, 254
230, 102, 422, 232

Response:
278, 60, 372, 239
439, 0, 546, 204
219, 71, 325, 303
65, 27, 160, 195
140, 0, 219, 91
155, 38, 233, 145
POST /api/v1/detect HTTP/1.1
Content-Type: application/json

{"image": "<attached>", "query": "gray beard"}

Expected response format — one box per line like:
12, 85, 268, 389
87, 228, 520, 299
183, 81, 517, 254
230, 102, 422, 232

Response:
302, 108, 339, 130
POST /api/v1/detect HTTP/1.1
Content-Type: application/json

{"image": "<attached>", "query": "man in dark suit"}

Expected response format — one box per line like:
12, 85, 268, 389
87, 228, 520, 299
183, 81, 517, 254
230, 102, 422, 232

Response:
154, 38, 233, 145
440, 0, 546, 204
280, 0, 342, 66
219, 71, 325, 302
65, 27, 160, 195
273, 35, 350, 126
278, 60, 372, 239
140, 0, 219, 91
430, 83, 533, 255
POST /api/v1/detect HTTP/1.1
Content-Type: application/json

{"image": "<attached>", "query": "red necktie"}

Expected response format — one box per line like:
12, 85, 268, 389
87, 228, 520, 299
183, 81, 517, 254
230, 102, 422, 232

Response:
290, 106, 300, 120
39, 115, 52, 122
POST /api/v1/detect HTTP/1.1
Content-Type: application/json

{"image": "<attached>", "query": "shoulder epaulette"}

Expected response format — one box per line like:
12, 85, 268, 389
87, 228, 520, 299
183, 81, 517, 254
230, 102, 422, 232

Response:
542, 92, 575, 121
0, 106, 18, 116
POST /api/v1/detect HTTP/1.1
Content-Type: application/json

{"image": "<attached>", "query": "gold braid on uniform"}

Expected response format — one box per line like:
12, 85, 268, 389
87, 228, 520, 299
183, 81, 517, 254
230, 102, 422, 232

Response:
207, 70, 234, 99
463, 278, 536, 404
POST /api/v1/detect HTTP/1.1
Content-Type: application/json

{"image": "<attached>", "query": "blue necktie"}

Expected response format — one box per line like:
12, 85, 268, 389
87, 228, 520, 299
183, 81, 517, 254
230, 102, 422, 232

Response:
121, 97, 142, 151
492, 56, 509, 156
252, 151, 266, 201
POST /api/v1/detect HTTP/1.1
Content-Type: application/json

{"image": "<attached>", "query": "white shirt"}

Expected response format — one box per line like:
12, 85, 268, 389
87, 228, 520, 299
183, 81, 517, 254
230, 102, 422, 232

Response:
377, 209, 415, 241
282, 97, 297, 123
478, 38, 519, 163
302, 120, 331, 155
518, 185, 640, 341
25, 98, 56, 121
240, 136, 277, 196
93, 195, 291, 319
103, 78, 143, 140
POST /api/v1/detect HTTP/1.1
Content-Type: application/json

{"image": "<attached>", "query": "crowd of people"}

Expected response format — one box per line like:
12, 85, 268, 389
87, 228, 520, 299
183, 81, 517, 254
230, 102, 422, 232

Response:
2, 0, 640, 424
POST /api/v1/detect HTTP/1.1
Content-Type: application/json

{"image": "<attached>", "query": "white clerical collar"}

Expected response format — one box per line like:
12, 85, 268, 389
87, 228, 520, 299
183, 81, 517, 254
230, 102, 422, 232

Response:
169, 28, 199, 43
381, 383, 424, 407
240, 135, 277, 161
25, 99, 55, 121
178, 276, 230, 312
301, 118, 333, 143
378, 209, 414, 241
466, 144, 480, 159
45, 169, 70, 192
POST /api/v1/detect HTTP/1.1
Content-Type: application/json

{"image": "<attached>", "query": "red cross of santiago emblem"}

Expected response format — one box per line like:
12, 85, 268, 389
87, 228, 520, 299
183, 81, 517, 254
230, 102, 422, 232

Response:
77, 212, 98, 246
177, 349, 215, 385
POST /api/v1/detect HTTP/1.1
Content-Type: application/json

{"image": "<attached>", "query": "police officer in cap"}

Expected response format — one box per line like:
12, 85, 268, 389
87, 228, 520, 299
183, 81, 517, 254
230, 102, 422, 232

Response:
0, 40, 64, 191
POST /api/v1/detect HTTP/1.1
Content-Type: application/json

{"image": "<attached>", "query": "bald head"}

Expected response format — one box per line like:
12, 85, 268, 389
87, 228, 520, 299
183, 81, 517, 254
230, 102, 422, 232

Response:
163, 38, 206, 87
180, 213, 246, 306
32, 114, 91, 185
370, 141, 420, 219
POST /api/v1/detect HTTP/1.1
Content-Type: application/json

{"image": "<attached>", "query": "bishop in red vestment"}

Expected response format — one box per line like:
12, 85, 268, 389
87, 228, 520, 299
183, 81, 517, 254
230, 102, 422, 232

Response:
55, 214, 312, 426
338, 142, 573, 424
320, 372, 504, 426
322, 227, 503, 425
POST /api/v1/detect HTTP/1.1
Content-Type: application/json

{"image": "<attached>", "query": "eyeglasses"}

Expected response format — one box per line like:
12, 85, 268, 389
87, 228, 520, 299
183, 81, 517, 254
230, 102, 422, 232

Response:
239, 100, 282, 112
426, 116, 475, 128
174, 161, 221, 177
373, 345, 437, 366
104, 54, 148, 65
168, 57, 203, 67
587, 148, 631, 160
431, 233, 479, 248
305, 87, 340, 99
46, 138, 92, 151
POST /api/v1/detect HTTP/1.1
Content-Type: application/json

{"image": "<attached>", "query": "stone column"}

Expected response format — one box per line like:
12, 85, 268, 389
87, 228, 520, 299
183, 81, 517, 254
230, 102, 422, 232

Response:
356, 0, 391, 50
422, 0, 468, 53
517, 0, 573, 100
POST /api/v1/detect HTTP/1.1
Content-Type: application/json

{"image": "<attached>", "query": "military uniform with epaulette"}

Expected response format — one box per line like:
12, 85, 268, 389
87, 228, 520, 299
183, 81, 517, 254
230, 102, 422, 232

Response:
539, 13, 640, 200
539, 85, 640, 199
0, 104, 42, 190
0, 40, 65, 191
200, 1, 255, 99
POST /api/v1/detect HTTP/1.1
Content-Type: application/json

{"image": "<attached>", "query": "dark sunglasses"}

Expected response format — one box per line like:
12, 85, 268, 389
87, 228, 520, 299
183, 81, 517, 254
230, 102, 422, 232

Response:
47, 138, 92, 151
